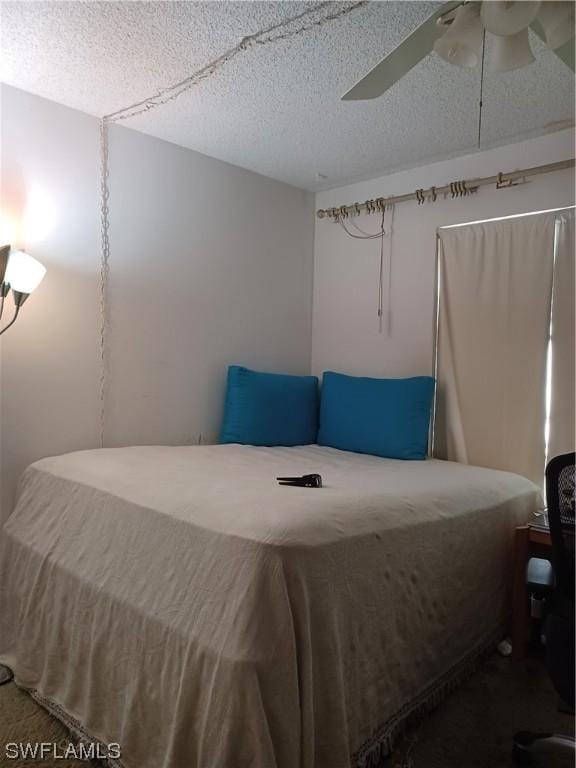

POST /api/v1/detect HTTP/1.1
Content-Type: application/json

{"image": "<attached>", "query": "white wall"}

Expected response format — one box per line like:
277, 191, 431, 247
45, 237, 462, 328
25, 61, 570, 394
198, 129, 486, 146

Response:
105, 125, 314, 446
312, 129, 575, 379
0, 85, 314, 520
0, 85, 101, 522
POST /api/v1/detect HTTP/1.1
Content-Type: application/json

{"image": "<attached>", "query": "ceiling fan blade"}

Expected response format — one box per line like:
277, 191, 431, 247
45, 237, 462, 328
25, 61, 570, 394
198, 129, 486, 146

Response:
530, 19, 575, 71
342, 1, 462, 101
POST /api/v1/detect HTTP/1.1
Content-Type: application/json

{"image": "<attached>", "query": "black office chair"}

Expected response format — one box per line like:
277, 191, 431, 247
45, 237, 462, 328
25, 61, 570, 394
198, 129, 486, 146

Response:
513, 452, 575, 765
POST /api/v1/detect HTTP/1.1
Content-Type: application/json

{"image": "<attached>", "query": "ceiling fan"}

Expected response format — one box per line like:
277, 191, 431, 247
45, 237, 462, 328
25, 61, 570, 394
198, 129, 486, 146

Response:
342, 0, 575, 101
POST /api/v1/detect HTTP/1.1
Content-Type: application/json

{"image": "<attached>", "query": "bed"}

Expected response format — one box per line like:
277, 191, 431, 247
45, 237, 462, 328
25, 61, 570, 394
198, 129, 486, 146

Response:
0, 444, 538, 768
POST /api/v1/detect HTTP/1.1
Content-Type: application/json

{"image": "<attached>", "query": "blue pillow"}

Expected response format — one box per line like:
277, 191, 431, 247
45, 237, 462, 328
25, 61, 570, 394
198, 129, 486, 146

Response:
220, 365, 319, 447
317, 371, 435, 460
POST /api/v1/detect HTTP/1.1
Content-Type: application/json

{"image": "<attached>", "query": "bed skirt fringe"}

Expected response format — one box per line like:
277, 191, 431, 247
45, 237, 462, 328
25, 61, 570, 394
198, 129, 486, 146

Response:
353, 627, 503, 768
21, 628, 502, 768
25, 688, 124, 768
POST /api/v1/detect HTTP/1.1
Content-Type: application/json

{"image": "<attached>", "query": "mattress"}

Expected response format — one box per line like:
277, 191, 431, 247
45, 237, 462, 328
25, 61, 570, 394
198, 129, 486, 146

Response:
0, 444, 539, 768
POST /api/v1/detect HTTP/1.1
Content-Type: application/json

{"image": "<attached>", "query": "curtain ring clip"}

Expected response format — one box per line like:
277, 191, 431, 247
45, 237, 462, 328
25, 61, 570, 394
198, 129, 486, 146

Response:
496, 172, 517, 189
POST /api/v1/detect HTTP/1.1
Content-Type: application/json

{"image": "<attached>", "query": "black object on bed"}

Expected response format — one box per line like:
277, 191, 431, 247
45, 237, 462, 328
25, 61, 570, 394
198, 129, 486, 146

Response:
277, 473, 323, 488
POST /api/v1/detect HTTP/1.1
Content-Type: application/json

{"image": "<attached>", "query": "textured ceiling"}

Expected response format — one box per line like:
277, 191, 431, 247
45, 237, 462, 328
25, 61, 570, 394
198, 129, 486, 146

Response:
1, 1, 574, 190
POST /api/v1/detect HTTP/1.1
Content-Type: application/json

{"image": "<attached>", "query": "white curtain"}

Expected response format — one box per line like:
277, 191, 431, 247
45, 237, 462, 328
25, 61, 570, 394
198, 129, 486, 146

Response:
548, 210, 575, 459
434, 214, 556, 485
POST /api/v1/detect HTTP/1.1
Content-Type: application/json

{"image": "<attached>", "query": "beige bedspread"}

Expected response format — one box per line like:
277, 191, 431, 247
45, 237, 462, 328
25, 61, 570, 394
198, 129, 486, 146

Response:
0, 445, 538, 768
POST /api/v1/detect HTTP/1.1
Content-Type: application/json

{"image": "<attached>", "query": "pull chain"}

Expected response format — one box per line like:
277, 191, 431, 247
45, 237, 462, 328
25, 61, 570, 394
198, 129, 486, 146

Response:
378, 208, 386, 332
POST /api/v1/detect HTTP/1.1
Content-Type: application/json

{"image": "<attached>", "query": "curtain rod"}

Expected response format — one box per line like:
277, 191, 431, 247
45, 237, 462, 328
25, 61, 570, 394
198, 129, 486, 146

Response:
316, 158, 575, 220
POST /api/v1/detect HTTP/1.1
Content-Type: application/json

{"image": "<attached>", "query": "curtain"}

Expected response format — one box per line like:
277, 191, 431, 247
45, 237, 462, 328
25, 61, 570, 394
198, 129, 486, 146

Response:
548, 210, 575, 459
434, 214, 556, 485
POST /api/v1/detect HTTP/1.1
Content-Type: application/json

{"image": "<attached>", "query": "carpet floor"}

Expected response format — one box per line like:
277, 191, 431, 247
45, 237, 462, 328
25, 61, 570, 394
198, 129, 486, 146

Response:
0, 654, 573, 768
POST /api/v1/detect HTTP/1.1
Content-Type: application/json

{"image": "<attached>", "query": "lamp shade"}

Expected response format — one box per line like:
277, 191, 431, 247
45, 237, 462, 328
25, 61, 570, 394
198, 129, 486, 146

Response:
489, 27, 535, 71
434, 2, 483, 68
4, 250, 47, 294
481, 1, 541, 36
537, 1, 575, 49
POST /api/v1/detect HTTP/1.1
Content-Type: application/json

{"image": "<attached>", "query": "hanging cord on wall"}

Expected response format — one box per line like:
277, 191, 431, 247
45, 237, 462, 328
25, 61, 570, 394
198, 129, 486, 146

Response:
96, 1, 367, 447
377, 208, 386, 333
345, 216, 386, 239
336, 204, 395, 334
336, 214, 385, 241
385, 203, 395, 336
99, 119, 111, 448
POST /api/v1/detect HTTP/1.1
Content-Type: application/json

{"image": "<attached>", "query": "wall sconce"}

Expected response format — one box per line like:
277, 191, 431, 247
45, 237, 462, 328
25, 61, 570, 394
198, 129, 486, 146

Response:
0, 245, 47, 336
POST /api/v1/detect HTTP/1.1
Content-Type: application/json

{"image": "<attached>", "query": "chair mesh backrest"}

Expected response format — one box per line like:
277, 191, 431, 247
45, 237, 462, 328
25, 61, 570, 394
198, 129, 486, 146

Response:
558, 464, 575, 527
546, 453, 575, 599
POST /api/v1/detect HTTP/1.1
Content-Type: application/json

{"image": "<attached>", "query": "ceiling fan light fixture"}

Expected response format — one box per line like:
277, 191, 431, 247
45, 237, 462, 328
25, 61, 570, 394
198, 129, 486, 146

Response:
536, 1, 576, 50
433, 2, 483, 68
489, 27, 535, 71
481, 0, 541, 36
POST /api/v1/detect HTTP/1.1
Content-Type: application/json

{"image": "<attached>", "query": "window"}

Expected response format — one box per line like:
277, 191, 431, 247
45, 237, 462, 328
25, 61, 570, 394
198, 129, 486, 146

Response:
433, 208, 575, 485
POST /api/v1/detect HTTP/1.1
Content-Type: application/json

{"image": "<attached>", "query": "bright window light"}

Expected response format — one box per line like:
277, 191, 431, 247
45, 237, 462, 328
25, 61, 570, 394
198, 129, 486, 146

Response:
544, 335, 553, 463
439, 205, 575, 230
543, 217, 561, 479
